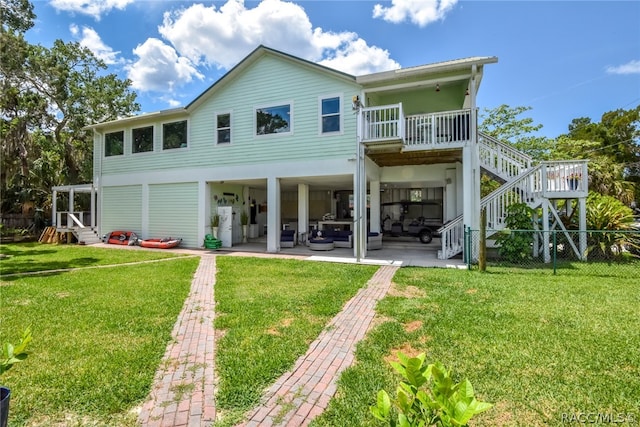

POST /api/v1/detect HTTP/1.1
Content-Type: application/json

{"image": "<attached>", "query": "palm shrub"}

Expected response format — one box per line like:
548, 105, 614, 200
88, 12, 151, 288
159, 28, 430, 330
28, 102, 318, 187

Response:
585, 192, 640, 259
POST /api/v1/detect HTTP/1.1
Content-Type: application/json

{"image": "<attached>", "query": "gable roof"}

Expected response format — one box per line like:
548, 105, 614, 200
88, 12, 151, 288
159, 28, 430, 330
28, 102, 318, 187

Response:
86, 46, 497, 130
186, 45, 357, 111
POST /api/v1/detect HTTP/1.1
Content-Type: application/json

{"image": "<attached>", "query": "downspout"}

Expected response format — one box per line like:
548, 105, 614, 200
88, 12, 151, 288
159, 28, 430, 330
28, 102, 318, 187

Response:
94, 129, 103, 238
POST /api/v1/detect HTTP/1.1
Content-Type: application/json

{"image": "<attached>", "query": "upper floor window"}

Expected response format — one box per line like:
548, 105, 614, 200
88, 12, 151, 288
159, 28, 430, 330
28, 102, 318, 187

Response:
256, 103, 291, 135
132, 126, 154, 153
104, 131, 124, 157
163, 120, 187, 150
216, 113, 231, 144
320, 96, 341, 133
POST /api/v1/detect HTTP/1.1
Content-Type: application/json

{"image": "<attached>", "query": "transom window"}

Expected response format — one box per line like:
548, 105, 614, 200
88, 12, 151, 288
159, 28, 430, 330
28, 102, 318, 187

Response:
163, 120, 187, 150
321, 96, 340, 133
216, 113, 231, 144
256, 104, 290, 135
132, 126, 154, 153
104, 131, 124, 157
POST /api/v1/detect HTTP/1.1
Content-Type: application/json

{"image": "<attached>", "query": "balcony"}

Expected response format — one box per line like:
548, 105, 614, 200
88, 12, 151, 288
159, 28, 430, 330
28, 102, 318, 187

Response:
361, 104, 472, 151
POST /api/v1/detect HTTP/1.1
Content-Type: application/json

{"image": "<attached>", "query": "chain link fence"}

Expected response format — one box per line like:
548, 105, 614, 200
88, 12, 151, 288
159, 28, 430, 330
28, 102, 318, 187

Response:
465, 228, 640, 275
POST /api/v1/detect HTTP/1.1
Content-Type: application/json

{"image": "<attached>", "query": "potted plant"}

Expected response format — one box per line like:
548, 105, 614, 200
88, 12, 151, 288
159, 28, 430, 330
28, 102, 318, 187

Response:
210, 214, 220, 239
240, 211, 249, 243
1, 327, 32, 427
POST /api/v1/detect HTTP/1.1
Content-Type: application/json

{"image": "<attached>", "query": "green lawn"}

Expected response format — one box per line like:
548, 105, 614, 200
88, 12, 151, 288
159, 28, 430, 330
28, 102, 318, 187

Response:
313, 263, 640, 426
3, 243, 638, 426
0, 242, 184, 276
1, 243, 199, 426
213, 256, 378, 426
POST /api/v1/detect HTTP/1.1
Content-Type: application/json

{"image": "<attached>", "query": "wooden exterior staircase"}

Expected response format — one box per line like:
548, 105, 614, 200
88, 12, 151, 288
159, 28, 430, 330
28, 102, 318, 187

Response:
437, 132, 588, 260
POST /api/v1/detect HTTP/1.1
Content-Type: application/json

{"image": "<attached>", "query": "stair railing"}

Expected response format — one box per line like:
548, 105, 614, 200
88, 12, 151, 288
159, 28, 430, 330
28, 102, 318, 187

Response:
438, 165, 544, 259
478, 132, 533, 181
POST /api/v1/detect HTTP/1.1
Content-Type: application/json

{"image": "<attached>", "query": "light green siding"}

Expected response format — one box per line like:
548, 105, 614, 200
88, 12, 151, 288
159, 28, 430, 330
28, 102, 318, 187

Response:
97, 54, 360, 177
101, 185, 142, 235
148, 182, 199, 246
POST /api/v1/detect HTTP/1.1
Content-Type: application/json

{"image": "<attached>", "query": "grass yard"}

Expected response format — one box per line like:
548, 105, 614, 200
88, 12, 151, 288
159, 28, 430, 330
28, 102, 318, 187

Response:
0, 243, 200, 426
313, 263, 640, 427
213, 256, 378, 426
0, 242, 184, 276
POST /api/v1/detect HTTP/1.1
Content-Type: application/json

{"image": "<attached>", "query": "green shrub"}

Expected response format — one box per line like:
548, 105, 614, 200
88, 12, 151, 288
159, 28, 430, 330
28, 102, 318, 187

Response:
370, 352, 492, 427
585, 192, 639, 258
494, 203, 535, 263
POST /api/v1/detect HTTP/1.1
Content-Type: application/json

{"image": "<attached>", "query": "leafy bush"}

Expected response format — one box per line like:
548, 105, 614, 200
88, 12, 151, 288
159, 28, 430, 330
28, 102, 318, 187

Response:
1, 327, 32, 375
494, 203, 535, 263
585, 192, 640, 258
370, 352, 492, 427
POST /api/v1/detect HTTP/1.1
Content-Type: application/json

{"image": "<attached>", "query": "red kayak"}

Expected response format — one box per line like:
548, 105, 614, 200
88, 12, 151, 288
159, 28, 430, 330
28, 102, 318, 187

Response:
107, 230, 139, 245
139, 238, 182, 249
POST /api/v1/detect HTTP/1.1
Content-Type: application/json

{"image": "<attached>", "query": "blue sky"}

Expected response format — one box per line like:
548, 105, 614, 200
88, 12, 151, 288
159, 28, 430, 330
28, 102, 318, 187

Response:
26, 0, 640, 138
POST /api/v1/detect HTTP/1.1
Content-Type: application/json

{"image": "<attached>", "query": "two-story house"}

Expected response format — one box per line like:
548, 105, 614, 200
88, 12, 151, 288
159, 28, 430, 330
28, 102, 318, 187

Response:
53, 45, 588, 262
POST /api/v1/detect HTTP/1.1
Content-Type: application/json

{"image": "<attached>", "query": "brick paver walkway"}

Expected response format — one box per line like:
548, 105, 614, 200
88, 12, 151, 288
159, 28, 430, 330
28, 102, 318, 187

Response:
137, 251, 397, 427
239, 264, 399, 427
138, 255, 217, 427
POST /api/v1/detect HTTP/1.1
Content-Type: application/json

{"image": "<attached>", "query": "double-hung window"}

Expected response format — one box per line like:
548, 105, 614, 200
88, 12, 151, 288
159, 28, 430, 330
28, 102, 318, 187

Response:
163, 120, 188, 150
256, 103, 291, 135
105, 131, 124, 157
320, 96, 341, 134
216, 112, 231, 144
132, 126, 154, 153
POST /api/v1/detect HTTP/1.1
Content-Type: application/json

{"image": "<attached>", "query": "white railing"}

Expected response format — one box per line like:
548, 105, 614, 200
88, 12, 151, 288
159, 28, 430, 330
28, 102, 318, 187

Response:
404, 109, 472, 149
540, 161, 588, 195
478, 132, 533, 181
438, 220, 465, 260
56, 211, 86, 229
361, 103, 404, 142
437, 159, 589, 259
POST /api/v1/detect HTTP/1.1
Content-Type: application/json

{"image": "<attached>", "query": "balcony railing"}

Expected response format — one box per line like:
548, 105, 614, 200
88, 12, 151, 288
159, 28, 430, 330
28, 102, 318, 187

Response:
361, 105, 472, 150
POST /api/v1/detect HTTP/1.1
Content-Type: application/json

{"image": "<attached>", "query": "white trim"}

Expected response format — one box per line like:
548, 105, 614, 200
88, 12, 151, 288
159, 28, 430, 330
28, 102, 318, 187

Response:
214, 110, 233, 145
161, 119, 190, 151
318, 94, 343, 136
254, 101, 294, 138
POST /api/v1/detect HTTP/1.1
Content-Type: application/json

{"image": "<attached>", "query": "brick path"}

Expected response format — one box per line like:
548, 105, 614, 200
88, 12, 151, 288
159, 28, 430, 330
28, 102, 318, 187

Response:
137, 252, 397, 427
239, 264, 399, 427
138, 254, 217, 427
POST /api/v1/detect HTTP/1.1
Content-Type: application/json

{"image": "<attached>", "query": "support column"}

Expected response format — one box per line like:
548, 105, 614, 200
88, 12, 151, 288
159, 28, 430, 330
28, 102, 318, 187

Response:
354, 103, 366, 261
198, 181, 208, 246
369, 180, 380, 233
142, 184, 149, 238
542, 200, 550, 263
68, 189, 75, 228
52, 190, 58, 226
266, 176, 281, 253
578, 197, 587, 260
297, 184, 309, 244
462, 146, 479, 261
90, 186, 96, 229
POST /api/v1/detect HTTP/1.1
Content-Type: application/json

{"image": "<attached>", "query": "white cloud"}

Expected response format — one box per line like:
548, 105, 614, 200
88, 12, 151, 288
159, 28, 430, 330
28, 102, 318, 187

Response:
372, 0, 457, 27
606, 60, 640, 75
154, 0, 399, 75
126, 38, 204, 92
50, 0, 133, 20
69, 24, 121, 65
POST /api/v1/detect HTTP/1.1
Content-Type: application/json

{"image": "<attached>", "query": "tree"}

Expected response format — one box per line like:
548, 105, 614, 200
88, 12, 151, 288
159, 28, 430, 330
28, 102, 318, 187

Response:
555, 106, 640, 204
1, 0, 140, 213
479, 104, 554, 160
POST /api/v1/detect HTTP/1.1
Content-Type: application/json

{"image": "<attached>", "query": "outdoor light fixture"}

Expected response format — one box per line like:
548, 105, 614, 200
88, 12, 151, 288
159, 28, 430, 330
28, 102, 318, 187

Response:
465, 88, 470, 96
